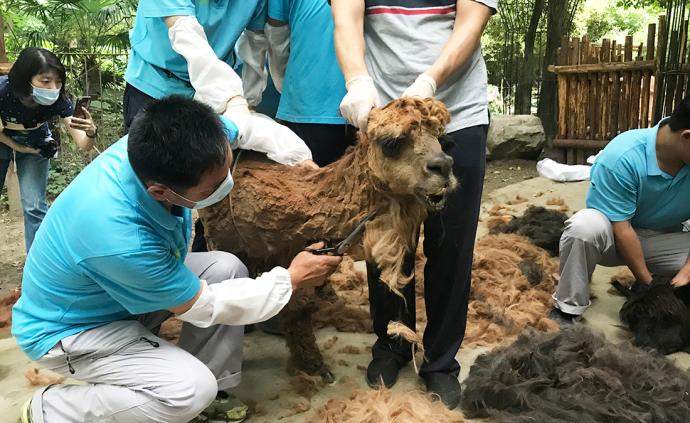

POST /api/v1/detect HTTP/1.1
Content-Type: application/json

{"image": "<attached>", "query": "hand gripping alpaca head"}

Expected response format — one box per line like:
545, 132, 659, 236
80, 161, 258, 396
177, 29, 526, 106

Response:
363, 97, 457, 212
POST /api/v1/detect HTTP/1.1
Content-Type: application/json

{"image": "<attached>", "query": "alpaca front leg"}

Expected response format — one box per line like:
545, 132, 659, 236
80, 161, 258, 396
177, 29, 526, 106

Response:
282, 292, 335, 384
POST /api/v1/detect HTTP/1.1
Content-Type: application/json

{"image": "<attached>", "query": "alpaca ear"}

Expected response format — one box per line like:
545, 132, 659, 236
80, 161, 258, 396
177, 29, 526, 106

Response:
420, 98, 451, 135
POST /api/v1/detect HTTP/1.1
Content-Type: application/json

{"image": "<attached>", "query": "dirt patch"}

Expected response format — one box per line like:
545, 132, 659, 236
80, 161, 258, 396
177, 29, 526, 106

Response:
483, 159, 539, 197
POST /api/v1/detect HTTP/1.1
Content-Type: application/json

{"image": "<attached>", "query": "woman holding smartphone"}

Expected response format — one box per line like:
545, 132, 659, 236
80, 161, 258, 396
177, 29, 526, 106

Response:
0, 47, 96, 252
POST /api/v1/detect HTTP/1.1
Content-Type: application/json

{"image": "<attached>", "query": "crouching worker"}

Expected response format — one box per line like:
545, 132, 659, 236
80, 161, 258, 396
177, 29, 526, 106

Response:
552, 96, 690, 322
12, 96, 342, 423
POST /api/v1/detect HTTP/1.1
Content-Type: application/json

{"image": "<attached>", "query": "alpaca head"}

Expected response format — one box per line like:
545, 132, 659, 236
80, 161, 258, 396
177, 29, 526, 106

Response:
363, 97, 457, 211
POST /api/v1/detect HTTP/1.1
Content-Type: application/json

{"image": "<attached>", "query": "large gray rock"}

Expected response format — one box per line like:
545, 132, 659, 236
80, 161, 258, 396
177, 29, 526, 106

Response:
487, 115, 545, 160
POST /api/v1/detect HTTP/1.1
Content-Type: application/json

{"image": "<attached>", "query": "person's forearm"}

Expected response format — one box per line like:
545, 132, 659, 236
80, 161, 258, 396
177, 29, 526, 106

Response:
612, 221, 652, 284
332, 0, 368, 81
426, 0, 493, 87
67, 126, 94, 151
0, 131, 26, 151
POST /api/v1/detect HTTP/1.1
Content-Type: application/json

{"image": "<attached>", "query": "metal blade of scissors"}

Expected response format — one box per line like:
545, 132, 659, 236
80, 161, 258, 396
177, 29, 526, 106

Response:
334, 210, 377, 255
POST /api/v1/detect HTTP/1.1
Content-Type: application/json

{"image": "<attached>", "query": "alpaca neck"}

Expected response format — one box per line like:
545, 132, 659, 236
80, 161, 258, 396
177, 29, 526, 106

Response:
307, 143, 387, 233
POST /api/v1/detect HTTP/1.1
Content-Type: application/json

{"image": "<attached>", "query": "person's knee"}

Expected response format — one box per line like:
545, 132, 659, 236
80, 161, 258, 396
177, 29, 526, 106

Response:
162, 366, 218, 421
562, 208, 611, 245
206, 251, 249, 282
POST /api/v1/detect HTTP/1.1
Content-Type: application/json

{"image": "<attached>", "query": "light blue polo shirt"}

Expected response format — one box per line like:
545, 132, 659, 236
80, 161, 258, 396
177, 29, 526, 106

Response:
587, 119, 690, 232
269, 0, 346, 124
125, 0, 267, 99
12, 120, 238, 360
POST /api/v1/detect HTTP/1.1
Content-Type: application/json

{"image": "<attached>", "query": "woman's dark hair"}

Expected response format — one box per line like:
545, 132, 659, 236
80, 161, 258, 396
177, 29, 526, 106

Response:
8, 47, 67, 103
128, 95, 229, 191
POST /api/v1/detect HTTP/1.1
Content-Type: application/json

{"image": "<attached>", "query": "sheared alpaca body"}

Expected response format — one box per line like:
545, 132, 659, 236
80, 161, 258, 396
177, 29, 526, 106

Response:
200, 98, 456, 380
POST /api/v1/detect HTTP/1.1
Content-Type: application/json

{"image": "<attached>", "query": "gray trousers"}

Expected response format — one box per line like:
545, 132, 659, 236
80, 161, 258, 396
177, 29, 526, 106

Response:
30, 251, 249, 423
553, 208, 690, 315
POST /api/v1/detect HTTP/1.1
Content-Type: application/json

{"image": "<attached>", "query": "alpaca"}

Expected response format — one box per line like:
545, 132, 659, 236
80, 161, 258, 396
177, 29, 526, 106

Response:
612, 276, 690, 354
490, 206, 568, 257
199, 98, 456, 381
462, 325, 690, 422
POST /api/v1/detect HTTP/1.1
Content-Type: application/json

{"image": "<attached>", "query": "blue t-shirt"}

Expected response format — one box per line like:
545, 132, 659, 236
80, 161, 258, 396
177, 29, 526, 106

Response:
11, 128, 237, 360
125, 0, 267, 99
269, 0, 346, 124
0, 75, 73, 160
586, 119, 690, 232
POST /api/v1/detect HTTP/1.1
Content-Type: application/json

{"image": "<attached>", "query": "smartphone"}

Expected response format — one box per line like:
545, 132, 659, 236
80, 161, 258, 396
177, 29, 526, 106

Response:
73, 96, 91, 119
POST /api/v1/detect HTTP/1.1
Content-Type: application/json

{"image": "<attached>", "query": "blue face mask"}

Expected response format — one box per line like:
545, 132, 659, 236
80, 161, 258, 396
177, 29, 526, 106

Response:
31, 84, 60, 106
170, 170, 234, 209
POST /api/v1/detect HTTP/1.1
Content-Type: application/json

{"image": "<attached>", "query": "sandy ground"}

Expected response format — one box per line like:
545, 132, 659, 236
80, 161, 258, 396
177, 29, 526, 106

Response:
2, 169, 690, 422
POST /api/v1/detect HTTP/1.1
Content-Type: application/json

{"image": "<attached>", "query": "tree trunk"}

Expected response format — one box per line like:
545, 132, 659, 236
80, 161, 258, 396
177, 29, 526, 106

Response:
515, 0, 544, 115
0, 13, 8, 63
537, 0, 571, 142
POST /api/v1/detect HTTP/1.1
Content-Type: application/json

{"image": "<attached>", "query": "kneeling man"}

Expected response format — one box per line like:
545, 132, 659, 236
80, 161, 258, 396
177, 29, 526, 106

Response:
12, 96, 341, 423
553, 96, 690, 321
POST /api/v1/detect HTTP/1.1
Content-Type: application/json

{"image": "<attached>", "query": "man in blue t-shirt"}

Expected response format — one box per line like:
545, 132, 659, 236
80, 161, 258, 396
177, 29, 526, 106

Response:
553, 96, 690, 322
13, 96, 341, 423
264, 0, 355, 166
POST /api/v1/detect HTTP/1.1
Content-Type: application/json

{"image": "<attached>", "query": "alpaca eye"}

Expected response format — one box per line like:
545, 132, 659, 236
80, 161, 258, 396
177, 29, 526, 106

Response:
378, 137, 401, 157
378, 137, 404, 157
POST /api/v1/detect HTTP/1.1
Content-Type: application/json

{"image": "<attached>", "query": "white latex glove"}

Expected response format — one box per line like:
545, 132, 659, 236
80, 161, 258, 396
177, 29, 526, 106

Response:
224, 110, 313, 165
265, 23, 290, 93
168, 16, 245, 113
340, 75, 380, 129
238, 30, 268, 108
402, 73, 437, 98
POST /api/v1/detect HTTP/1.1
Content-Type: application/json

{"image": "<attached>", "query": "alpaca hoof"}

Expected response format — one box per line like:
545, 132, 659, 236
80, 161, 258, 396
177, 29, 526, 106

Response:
321, 370, 336, 385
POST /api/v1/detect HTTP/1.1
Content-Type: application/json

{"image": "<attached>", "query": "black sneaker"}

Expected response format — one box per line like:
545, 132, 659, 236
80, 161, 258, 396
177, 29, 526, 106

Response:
423, 372, 462, 409
549, 307, 582, 325
366, 357, 404, 389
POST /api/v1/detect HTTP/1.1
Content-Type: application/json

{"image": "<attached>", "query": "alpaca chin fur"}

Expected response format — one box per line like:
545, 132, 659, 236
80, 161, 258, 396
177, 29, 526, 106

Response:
462, 325, 690, 422
490, 206, 569, 257
310, 388, 465, 422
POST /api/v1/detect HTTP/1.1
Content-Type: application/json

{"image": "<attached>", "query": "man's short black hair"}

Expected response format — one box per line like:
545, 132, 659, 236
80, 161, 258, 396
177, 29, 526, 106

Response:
9, 48, 67, 102
127, 96, 228, 190
668, 96, 690, 132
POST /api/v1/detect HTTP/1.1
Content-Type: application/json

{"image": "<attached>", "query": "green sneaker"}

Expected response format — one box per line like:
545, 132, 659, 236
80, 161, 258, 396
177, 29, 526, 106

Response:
20, 399, 32, 423
194, 391, 248, 423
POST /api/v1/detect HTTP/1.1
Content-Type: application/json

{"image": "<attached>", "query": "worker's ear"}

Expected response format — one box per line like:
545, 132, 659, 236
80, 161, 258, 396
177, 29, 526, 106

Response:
681, 129, 690, 143
147, 183, 170, 202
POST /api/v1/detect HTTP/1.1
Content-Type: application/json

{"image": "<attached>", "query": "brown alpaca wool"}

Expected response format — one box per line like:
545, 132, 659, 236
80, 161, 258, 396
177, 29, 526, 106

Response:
545, 196, 566, 206
464, 234, 559, 346
337, 346, 362, 355
288, 371, 325, 399
387, 321, 425, 356
506, 195, 528, 205
310, 389, 465, 422
462, 326, 690, 422
158, 318, 183, 343
0, 288, 20, 329
24, 368, 65, 386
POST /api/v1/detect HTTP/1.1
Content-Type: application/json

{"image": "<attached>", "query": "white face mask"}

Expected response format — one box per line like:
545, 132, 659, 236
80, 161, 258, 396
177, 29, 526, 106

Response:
31, 84, 60, 106
169, 170, 234, 209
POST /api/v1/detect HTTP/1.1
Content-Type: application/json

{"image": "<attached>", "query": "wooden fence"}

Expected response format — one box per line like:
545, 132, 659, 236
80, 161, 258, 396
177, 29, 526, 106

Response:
549, 15, 690, 165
